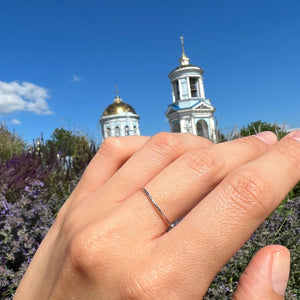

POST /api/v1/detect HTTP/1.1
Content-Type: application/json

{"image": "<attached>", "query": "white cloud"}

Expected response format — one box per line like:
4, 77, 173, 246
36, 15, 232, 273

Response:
71, 74, 82, 82
11, 118, 21, 125
0, 81, 53, 115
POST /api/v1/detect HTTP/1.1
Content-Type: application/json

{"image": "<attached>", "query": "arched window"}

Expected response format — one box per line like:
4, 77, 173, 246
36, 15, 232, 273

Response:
172, 121, 180, 133
196, 119, 209, 138
125, 126, 130, 136
133, 125, 137, 135
173, 80, 180, 100
106, 127, 111, 137
189, 77, 199, 97
115, 126, 120, 137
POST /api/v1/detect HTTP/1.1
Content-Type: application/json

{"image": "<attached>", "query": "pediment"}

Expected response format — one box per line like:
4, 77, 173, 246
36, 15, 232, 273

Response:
165, 105, 179, 116
192, 101, 214, 111
165, 101, 215, 117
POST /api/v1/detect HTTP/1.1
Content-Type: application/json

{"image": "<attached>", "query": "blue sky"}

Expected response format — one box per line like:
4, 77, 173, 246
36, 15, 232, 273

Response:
1, 0, 299, 144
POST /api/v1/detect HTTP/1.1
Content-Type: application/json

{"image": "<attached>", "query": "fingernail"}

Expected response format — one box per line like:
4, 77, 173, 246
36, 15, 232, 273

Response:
286, 130, 300, 142
254, 131, 277, 145
271, 250, 290, 296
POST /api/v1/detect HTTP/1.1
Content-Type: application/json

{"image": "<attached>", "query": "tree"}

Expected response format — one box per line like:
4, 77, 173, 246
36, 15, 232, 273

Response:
45, 127, 97, 174
239, 120, 287, 139
46, 128, 78, 157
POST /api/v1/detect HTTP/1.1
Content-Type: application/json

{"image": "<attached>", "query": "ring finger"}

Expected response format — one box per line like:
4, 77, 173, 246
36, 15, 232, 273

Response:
127, 132, 277, 236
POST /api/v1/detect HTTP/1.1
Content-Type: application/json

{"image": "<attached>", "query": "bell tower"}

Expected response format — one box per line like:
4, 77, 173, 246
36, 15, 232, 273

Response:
165, 37, 217, 142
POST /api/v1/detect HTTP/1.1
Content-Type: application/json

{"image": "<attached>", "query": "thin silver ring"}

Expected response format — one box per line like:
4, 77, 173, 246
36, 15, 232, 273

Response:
142, 187, 175, 230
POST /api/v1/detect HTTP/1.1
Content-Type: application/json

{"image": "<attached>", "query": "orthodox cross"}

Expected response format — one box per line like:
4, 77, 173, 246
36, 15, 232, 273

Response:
180, 35, 186, 56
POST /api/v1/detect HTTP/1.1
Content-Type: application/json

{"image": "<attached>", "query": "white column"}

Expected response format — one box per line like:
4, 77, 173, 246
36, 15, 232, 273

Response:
209, 116, 216, 143
178, 79, 183, 100
171, 82, 176, 103
191, 117, 197, 135
199, 77, 205, 98
186, 76, 191, 98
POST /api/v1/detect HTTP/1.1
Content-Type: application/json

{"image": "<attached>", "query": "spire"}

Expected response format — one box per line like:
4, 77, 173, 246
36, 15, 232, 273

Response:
179, 35, 190, 66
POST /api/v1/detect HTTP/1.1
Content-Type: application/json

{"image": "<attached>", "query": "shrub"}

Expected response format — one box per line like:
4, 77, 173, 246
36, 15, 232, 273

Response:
0, 130, 97, 205
0, 124, 26, 163
0, 152, 49, 203
222, 120, 289, 141
0, 181, 54, 298
239, 120, 288, 139
0, 176, 79, 299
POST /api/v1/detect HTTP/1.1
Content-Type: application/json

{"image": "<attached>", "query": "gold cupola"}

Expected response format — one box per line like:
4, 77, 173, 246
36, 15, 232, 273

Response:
102, 95, 137, 116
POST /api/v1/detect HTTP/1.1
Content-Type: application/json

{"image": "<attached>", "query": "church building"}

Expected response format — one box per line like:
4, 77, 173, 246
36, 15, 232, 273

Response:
165, 37, 217, 142
100, 92, 141, 140
100, 37, 217, 142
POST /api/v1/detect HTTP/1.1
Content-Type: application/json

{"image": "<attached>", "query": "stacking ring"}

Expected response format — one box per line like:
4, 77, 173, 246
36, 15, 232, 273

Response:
142, 187, 177, 231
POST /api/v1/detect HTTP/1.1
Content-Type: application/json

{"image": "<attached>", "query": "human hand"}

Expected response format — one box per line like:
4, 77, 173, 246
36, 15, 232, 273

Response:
14, 131, 300, 299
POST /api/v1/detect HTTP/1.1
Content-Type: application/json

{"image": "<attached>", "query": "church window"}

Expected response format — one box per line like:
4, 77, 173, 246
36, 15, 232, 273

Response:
106, 127, 111, 137
115, 126, 120, 137
173, 80, 180, 100
196, 119, 209, 138
133, 125, 137, 134
189, 77, 199, 97
172, 121, 180, 133
125, 126, 130, 135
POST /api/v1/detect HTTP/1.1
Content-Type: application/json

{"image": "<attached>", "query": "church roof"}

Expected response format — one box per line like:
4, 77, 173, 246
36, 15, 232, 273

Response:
168, 64, 204, 76
169, 100, 203, 110
165, 100, 215, 116
102, 96, 137, 116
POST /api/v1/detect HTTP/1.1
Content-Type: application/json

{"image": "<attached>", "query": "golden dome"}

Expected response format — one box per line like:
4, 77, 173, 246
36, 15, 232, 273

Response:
102, 96, 137, 116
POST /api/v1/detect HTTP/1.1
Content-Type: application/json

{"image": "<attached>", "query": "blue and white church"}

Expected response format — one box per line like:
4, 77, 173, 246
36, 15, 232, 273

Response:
165, 37, 217, 142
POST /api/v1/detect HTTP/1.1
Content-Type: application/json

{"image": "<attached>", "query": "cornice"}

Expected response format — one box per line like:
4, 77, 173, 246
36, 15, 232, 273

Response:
168, 65, 204, 79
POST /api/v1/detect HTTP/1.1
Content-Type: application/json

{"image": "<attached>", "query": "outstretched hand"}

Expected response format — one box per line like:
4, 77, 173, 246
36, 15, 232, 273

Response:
14, 131, 300, 299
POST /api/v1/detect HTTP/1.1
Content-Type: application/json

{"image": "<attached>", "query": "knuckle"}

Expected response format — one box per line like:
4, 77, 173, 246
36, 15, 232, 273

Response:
276, 139, 300, 171
198, 136, 214, 146
183, 149, 220, 179
67, 227, 107, 275
68, 231, 92, 271
237, 137, 265, 154
97, 136, 123, 158
223, 168, 270, 217
149, 132, 182, 156
67, 221, 125, 274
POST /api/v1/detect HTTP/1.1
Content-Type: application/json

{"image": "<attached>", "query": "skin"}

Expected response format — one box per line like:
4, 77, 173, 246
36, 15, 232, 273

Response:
14, 131, 300, 299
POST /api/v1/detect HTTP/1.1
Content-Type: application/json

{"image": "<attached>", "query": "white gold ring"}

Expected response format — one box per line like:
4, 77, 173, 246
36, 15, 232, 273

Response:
142, 187, 176, 231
